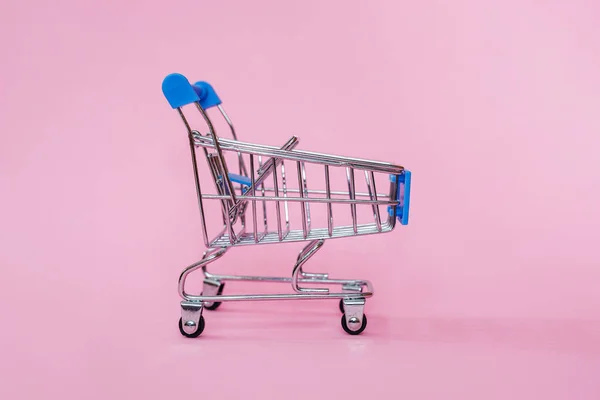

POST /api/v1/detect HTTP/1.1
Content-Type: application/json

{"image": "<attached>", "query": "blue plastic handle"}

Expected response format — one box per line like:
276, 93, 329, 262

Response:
193, 81, 222, 109
161, 73, 222, 109
162, 73, 199, 109
388, 170, 412, 225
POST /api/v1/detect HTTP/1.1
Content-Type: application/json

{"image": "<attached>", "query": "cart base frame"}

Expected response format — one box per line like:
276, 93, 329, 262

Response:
178, 239, 372, 337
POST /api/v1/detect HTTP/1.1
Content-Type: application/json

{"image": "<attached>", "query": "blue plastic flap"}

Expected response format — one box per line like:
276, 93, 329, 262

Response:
162, 73, 200, 109
193, 81, 222, 109
399, 170, 411, 225
388, 170, 412, 225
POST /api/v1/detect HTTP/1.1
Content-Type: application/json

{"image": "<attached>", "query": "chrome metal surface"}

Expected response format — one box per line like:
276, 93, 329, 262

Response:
226, 137, 299, 220
169, 96, 405, 337
250, 155, 258, 243
201, 279, 221, 308
366, 170, 383, 232
346, 167, 358, 234
342, 298, 366, 330
217, 104, 248, 180
342, 283, 363, 293
180, 301, 203, 335
297, 161, 308, 238
194, 135, 404, 174
291, 240, 327, 293
178, 248, 227, 300
325, 165, 333, 236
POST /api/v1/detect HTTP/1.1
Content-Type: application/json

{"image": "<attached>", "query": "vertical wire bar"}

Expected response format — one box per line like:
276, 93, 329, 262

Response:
194, 103, 237, 204
217, 105, 248, 178
301, 162, 311, 232
186, 132, 210, 247
193, 103, 237, 244
346, 167, 358, 234
225, 203, 236, 244
209, 150, 235, 244
387, 177, 398, 227
206, 154, 227, 229
259, 156, 268, 235
273, 165, 283, 241
325, 165, 333, 237
250, 154, 258, 243
297, 161, 308, 239
281, 161, 290, 234
365, 170, 382, 232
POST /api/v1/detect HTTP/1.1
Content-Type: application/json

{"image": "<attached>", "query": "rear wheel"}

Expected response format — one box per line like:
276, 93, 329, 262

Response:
178, 316, 206, 338
204, 282, 225, 310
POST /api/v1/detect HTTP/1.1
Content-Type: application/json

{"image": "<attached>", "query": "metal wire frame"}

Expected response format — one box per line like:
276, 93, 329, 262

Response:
175, 101, 405, 250
162, 76, 411, 337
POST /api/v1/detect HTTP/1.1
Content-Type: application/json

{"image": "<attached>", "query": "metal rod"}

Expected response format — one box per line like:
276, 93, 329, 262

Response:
227, 137, 300, 219
297, 161, 308, 239
207, 149, 236, 244
194, 103, 237, 204
251, 137, 299, 189
259, 156, 268, 236
201, 194, 397, 205
365, 170, 382, 232
184, 291, 373, 303
250, 154, 258, 243
256, 136, 299, 178
281, 161, 290, 234
205, 270, 371, 290
178, 109, 210, 247
217, 104, 249, 178
301, 162, 311, 232
194, 135, 404, 174
325, 165, 333, 237
178, 248, 228, 300
207, 223, 394, 247
272, 164, 283, 241
346, 167, 358, 234
291, 240, 327, 293
241, 187, 390, 199
206, 154, 228, 227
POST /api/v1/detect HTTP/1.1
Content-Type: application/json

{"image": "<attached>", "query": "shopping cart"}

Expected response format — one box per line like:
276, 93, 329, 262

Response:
161, 73, 412, 337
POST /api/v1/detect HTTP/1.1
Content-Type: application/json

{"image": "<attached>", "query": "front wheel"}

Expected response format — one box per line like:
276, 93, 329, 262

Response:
341, 314, 367, 335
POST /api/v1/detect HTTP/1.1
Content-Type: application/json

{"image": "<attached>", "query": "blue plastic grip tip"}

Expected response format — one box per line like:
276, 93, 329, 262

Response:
193, 81, 222, 109
162, 73, 200, 109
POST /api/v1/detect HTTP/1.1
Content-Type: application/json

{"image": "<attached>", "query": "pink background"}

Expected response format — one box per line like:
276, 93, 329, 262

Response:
2, 0, 600, 398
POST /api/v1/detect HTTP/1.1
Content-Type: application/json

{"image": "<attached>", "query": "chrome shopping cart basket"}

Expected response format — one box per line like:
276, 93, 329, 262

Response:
162, 73, 412, 337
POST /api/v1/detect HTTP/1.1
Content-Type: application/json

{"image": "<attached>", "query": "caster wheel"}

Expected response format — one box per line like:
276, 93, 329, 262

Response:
341, 313, 367, 335
204, 283, 225, 311
178, 315, 205, 338
339, 299, 344, 313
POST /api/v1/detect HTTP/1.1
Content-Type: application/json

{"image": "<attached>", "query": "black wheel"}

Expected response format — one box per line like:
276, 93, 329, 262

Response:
339, 299, 345, 313
341, 313, 367, 335
204, 282, 225, 311
178, 316, 205, 338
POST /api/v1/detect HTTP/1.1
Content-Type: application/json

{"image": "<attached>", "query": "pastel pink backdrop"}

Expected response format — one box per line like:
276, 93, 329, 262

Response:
1, 0, 599, 399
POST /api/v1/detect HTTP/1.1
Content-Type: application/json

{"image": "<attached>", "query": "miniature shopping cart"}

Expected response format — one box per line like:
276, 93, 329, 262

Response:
161, 73, 412, 337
